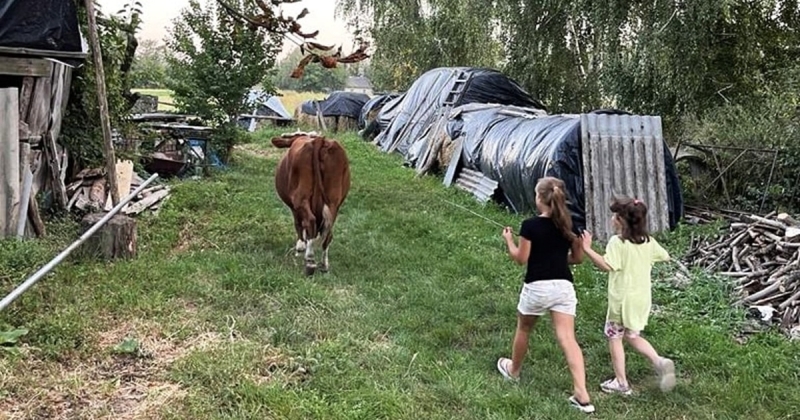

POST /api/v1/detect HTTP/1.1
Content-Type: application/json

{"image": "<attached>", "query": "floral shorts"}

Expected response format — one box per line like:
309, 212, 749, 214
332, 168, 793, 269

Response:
604, 321, 640, 339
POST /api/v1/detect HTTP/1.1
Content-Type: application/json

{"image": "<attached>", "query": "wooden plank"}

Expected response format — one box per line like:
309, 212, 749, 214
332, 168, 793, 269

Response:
612, 135, 625, 199
43, 132, 68, 209
443, 137, 463, 187
0, 88, 21, 238
85, 0, 121, 206
652, 116, 669, 231
0, 46, 87, 59
643, 134, 658, 234
0, 57, 53, 77
622, 134, 635, 198
18, 77, 35, 121
580, 115, 594, 235
49, 64, 70, 145
26, 76, 52, 138
105, 160, 134, 211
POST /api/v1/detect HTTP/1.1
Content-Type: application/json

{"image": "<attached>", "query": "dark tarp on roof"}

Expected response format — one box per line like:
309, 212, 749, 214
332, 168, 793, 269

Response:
359, 93, 400, 129
300, 91, 370, 119
447, 104, 684, 231
373, 67, 545, 164
0, 0, 83, 53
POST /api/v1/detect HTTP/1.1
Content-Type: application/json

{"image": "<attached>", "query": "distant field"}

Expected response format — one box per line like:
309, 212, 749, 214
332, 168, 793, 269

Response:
130, 88, 327, 115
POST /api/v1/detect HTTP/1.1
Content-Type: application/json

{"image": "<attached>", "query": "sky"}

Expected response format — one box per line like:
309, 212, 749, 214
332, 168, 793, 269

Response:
96, 0, 355, 58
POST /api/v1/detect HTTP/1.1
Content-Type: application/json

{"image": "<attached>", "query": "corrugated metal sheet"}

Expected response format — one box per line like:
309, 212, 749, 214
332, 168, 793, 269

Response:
580, 114, 670, 243
454, 168, 498, 203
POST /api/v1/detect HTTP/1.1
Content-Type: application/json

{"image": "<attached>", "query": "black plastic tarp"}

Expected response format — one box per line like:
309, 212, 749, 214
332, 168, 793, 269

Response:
358, 93, 399, 129
373, 67, 545, 161
0, 0, 83, 53
447, 105, 684, 230
300, 91, 370, 119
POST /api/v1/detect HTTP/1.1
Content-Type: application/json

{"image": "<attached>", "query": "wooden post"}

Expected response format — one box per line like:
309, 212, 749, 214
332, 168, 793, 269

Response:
0, 88, 21, 238
84, 0, 120, 207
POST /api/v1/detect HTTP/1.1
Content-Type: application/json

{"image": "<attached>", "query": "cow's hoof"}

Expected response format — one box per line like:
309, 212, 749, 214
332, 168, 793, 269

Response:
319, 264, 329, 273
304, 264, 317, 276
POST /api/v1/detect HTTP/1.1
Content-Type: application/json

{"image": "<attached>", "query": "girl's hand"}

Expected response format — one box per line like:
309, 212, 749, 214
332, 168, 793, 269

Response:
581, 231, 593, 248
502, 227, 514, 241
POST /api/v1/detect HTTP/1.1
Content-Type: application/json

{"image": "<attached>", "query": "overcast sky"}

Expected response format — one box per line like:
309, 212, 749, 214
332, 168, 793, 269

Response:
97, 0, 354, 58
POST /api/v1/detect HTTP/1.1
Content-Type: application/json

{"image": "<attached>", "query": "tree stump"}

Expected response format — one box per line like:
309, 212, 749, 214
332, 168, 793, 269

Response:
79, 212, 137, 260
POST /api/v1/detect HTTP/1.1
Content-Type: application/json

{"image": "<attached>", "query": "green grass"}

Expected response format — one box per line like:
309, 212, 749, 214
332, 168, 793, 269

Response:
1, 128, 799, 419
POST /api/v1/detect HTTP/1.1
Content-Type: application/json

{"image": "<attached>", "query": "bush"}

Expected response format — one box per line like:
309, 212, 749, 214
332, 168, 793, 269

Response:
165, 0, 282, 164
680, 71, 800, 212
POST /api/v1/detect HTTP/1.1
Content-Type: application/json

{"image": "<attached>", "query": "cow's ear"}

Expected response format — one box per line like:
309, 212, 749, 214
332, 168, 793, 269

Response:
271, 137, 295, 148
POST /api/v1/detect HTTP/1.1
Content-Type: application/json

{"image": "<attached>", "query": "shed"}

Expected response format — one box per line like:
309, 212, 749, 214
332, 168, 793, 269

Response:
295, 91, 370, 132
237, 90, 293, 132
0, 0, 87, 238
440, 104, 683, 240
372, 66, 545, 172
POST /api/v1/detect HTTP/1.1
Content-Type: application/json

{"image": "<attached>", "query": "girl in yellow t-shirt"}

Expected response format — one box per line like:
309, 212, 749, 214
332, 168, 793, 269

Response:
580, 196, 676, 395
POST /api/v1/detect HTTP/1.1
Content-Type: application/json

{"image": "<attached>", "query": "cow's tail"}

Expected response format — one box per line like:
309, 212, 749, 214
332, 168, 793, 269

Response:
311, 136, 329, 237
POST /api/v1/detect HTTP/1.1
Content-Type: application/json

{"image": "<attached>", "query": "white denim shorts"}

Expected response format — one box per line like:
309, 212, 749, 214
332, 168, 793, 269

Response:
517, 279, 577, 317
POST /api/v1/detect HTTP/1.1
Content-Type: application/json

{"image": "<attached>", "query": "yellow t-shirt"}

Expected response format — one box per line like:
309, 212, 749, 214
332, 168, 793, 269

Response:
603, 235, 671, 331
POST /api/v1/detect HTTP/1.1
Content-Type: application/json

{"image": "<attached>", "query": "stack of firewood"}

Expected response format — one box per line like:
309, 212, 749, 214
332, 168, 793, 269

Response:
683, 213, 800, 331
66, 167, 170, 216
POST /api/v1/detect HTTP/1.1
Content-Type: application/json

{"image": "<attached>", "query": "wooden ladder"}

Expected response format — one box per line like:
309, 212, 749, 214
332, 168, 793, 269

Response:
442, 72, 472, 107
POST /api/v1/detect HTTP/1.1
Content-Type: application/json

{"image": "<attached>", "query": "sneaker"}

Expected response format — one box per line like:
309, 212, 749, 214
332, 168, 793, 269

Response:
496, 357, 519, 382
568, 396, 596, 414
655, 357, 676, 392
600, 378, 633, 395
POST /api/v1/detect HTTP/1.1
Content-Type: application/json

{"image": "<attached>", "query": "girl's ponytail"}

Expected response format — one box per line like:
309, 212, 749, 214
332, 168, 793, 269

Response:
535, 177, 576, 242
551, 185, 577, 242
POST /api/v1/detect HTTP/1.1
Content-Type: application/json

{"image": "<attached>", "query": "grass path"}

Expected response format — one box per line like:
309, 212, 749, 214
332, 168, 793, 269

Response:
1, 129, 799, 419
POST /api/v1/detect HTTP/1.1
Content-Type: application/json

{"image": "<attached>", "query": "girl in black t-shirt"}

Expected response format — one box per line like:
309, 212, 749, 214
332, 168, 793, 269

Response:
496, 176, 594, 414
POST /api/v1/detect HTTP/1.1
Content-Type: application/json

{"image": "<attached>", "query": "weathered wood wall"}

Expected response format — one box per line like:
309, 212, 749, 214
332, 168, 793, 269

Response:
0, 57, 73, 238
580, 113, 670, 243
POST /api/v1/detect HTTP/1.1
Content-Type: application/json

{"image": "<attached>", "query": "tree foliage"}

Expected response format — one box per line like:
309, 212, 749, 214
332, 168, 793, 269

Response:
61, 1, 142, 171
273, 47, 347, 92
129, 39, 170, 89
164, 0, 282, 162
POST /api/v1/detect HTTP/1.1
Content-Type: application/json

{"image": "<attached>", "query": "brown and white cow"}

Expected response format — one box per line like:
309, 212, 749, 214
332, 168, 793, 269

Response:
272, 132, 351, 275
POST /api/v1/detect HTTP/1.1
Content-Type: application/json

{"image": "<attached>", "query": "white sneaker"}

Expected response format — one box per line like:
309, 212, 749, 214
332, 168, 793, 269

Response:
655, 358, 676, 392
600, 378, 633, 395
568, 396, 596, 414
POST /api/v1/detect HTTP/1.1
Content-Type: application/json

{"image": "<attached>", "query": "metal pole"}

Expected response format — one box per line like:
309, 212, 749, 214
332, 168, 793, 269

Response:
0, 173, 159, 312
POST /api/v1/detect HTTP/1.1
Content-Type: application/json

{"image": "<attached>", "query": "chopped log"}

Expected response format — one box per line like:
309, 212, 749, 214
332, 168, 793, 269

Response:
777, 213, 799, 226
78, 212, 137, 260
27, 193, 45, 237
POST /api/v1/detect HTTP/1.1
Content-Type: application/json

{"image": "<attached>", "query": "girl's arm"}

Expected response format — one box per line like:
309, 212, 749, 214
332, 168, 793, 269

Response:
582, 246, 613, 272
580, 231, 615, 272
503, 227, 530, 265
567, 237, 584, 265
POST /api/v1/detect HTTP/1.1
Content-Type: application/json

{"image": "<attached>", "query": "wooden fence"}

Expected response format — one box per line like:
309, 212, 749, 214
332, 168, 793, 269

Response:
580, 113, 670, 243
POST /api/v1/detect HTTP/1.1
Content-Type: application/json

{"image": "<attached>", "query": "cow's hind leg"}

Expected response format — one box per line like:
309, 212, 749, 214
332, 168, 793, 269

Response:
292, 211, 306, 256
303, 231, 317, 276
319, 205, 336, 273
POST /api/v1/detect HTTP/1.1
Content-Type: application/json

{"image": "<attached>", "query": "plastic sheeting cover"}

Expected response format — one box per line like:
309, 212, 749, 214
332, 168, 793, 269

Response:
447, 105, 684, 230
300, 91, 370, 119
0, 0, 83, 52
359, 93, 399, 129
245, 90, 292, 119
374, 67, 544, 162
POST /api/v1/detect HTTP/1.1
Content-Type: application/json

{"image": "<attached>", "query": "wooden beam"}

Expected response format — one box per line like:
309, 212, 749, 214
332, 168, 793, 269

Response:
0, 57, 53, 77
0, 46, 88, 60
0, 88, 21, 238
84, 0, 120, 206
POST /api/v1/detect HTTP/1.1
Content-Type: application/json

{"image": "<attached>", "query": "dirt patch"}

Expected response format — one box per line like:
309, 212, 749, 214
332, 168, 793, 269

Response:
0, 317, 224, 420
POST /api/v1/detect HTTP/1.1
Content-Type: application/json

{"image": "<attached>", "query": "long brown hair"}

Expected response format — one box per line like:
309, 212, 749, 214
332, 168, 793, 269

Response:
535, 177, 576, 241
610, 196, 650, 244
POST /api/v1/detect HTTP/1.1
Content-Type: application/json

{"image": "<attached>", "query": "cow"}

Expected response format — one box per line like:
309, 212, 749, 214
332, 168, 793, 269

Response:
271, 132, 351, 276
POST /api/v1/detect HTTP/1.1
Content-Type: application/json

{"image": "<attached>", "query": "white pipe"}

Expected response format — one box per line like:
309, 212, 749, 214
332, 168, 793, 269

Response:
0, 173, 160, 311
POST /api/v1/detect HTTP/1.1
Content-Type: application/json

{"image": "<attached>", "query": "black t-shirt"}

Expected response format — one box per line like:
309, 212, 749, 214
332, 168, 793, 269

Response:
519, 216, 576, 283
